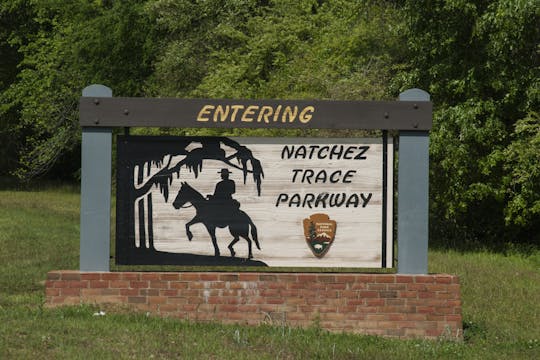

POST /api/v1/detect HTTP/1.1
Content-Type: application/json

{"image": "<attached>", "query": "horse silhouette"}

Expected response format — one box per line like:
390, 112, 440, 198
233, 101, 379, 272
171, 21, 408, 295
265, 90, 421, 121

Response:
172, 182, 260, 259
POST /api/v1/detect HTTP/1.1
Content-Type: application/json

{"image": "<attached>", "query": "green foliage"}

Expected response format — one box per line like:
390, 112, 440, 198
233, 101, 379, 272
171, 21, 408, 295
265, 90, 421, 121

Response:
0, 1, 40, 177
144, 0, 263, 97
1, 0, 157, 179
147, 0, 403, 101
401, 0, 540, 248
502, 113, 540, 227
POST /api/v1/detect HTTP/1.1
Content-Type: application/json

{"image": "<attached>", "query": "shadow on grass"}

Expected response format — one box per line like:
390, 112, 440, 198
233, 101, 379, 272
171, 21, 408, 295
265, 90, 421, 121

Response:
462, 319, 488, 342
428, 236, 539, 257
0, 176, 80, 192
428, 219, 539, 256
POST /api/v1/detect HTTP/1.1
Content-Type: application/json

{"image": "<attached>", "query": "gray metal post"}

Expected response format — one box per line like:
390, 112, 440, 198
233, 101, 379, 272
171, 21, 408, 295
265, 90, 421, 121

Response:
80, 84, 112, 271
397, 88, 430, 274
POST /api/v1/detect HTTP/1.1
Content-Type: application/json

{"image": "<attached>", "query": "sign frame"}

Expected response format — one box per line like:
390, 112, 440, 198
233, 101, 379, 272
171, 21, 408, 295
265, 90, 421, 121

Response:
80, 97, 431, 130
79, 84, 430, 273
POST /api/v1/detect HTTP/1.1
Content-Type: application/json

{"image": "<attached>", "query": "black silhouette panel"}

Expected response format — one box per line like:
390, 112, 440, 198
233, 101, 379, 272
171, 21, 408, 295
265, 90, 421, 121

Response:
172, 181, 260, 259
116, 135, 266, 266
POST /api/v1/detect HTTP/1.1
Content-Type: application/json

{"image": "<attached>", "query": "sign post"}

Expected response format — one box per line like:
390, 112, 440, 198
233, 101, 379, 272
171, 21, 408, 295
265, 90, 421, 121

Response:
397, 88, 430, 274
80, 84, 112, 271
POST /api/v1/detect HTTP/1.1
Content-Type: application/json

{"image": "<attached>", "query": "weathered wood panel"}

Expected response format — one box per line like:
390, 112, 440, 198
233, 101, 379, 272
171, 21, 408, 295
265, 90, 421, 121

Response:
117, 136, 393, 268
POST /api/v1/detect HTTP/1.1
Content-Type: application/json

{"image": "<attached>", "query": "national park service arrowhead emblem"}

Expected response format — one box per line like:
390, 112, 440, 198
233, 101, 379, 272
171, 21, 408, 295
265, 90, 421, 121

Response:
303, 213, 337, 258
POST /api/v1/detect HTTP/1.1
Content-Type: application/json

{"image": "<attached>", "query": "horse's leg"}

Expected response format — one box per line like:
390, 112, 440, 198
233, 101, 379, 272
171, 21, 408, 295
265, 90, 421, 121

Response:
247, 236, 253, 259
205, 225, 220, 257
185, 217, 200, 241
228, 236, 240, 258
231, 214, 254, 260
239, 234, 253, 259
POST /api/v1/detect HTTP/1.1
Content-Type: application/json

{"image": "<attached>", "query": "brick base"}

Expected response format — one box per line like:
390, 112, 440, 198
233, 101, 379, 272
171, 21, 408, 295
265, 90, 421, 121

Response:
45, 271, 462, 339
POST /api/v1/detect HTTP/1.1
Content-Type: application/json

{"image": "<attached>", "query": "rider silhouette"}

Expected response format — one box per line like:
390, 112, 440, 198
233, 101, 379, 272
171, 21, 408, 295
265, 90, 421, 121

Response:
208, 169, 240, 210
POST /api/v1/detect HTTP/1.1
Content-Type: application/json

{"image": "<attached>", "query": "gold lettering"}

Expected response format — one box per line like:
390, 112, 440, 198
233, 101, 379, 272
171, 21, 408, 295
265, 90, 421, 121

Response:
197, 105, 214, 122
213, 105, 230, 122
257, 106, 273, 123
230, 105, 244, 122
241, 105, 258, 122
282, 106, 298, 123
299, 106, 314, 123
198, 104, 314, 125
273, 105, 282, 122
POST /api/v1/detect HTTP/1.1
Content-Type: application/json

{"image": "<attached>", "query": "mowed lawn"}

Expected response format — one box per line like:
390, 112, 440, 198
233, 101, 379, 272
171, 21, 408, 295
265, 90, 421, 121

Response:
0, 186, 538, 359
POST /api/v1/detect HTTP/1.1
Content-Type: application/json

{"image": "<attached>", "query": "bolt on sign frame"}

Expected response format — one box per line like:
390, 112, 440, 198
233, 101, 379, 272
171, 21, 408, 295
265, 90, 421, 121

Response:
79, 84, 431, 273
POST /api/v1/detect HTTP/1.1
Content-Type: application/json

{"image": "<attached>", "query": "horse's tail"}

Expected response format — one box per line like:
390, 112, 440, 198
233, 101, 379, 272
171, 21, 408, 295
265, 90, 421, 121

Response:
248, 217, 260, 250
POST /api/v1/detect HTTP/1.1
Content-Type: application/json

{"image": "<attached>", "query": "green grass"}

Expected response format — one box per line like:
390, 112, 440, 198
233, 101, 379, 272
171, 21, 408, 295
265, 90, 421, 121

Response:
0, 186, 539, 359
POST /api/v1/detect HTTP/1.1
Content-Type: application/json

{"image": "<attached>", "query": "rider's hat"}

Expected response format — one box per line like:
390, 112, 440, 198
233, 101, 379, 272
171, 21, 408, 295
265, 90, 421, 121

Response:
218, 168, 232, 175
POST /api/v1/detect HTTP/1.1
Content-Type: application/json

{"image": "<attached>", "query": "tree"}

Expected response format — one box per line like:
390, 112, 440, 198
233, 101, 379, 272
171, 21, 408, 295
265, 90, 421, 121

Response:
148, 0, 404, 101
400, 0, 540, 248
144, 0, 265, 98
501, 113, 540, 229
1, 0, 157, 180
0, 0, 40, 178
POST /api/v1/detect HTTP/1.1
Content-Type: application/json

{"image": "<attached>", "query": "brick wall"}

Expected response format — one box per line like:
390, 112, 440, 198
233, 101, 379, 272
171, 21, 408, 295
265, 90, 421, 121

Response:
45, 271, 462, 339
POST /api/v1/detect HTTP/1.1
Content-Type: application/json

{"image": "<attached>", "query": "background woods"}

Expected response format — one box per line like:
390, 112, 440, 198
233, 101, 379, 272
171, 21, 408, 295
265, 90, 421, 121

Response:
1, 0, 538, 249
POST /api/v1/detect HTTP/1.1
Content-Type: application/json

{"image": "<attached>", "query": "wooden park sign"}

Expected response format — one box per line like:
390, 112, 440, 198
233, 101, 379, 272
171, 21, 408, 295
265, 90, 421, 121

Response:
51, 89, 464, 340
79, 85, 431, 273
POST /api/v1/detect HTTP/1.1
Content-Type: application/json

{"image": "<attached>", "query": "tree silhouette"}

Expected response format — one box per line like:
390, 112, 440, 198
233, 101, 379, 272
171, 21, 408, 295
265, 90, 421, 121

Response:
116, 136, 264, 263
